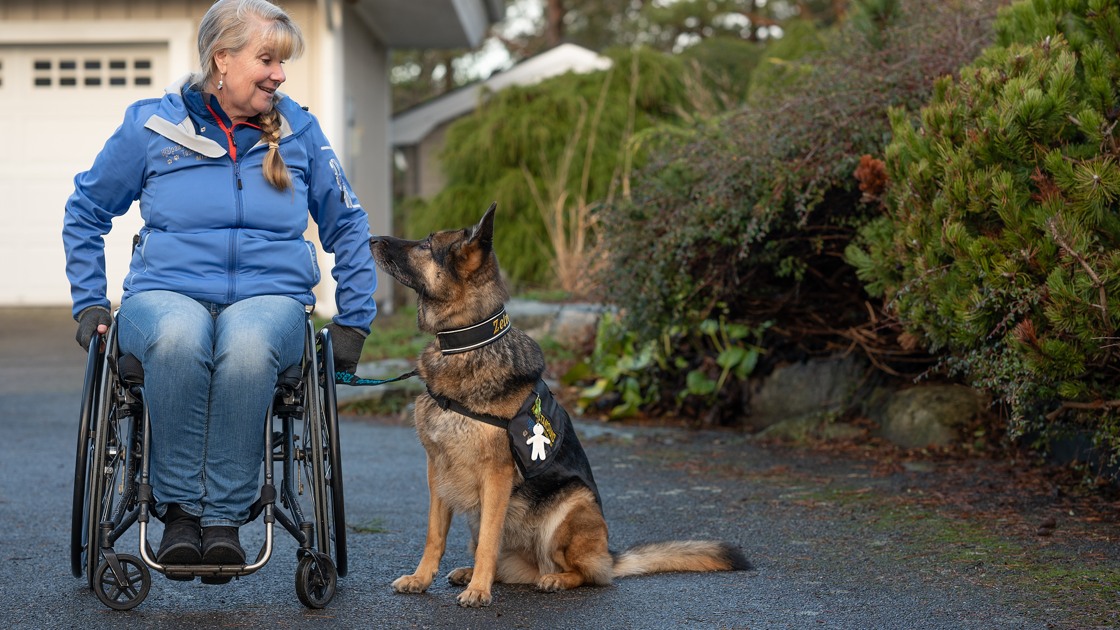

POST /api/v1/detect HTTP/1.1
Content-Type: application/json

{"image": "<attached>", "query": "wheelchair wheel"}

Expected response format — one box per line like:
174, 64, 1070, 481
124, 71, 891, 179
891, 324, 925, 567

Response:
295, 553, 336, 609
71, 339, 102, 578
93, 554, 150, 611
315, 329, 348, 577
78, 329, 143, 591
81, 342, 118, 588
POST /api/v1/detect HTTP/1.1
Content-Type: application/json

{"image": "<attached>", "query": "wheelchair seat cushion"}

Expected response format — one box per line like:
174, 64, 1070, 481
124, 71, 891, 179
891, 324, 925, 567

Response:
277, 364, 302, 389
114, 356, 303, 389
118, 354, 145, 386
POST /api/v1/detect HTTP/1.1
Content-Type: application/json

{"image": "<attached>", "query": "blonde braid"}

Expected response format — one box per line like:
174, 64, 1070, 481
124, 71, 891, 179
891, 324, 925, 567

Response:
259, 97, 291, 191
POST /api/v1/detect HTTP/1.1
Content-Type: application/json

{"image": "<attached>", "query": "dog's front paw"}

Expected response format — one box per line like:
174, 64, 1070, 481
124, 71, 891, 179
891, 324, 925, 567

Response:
448, 566, 474, 586
457, 586, 492, 608
392, 574, 433, 594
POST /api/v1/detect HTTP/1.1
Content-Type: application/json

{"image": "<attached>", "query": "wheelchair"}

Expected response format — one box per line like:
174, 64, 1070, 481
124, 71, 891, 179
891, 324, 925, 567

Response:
70, 306, 347, 610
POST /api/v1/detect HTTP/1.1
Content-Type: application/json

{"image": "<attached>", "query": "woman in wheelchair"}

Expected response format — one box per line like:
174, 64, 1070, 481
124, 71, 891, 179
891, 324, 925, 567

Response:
63, 0, 374, 593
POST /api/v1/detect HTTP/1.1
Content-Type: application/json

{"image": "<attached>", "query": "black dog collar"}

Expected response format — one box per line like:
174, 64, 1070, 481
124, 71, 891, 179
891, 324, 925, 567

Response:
437, 308, 511, 354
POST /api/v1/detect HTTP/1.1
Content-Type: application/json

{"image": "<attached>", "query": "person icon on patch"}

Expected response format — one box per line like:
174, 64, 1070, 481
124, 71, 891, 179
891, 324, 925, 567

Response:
527, 423, 551, 461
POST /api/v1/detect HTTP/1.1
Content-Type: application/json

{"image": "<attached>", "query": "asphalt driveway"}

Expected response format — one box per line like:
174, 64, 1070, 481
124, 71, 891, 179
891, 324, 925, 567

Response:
1, 307, 1115, 629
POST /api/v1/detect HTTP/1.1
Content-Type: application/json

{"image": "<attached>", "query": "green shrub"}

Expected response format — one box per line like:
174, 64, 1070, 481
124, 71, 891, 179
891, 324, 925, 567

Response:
591, 0, 1005, 424
745, 18, 828, 106
404, 45, 745, 289
848, 0, 1120, 463
571, 310, 767, 423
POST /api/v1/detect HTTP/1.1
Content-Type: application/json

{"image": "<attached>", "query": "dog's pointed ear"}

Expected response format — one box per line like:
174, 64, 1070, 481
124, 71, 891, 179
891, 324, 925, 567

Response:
457, 202, 497, 277
468, 202, 497, 254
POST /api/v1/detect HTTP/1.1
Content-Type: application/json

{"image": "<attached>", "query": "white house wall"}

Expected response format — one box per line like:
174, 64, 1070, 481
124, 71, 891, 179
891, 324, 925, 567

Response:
0, 0, 390, 318
417, 123, 450, 200
340, 3, 394, 313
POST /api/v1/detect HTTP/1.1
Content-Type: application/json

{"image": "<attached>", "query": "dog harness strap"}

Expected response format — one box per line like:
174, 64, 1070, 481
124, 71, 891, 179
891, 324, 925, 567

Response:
426, 388, 509, 429
335, 369, 418, 386
437, 308, 512, 354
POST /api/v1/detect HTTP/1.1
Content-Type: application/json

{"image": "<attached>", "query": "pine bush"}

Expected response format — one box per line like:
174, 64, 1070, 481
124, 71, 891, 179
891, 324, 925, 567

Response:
848, 0, 1120, 461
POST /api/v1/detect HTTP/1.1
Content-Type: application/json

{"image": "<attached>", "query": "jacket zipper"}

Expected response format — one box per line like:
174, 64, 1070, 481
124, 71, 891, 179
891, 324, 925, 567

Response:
205, 101, 244, 303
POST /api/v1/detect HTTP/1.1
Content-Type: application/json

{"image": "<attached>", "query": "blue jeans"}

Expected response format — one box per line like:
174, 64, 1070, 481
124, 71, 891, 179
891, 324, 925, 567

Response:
118, 291, 306, 527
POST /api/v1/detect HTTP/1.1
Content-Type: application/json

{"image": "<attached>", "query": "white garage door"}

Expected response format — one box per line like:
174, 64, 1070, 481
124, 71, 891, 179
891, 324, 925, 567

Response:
0, 43, 168, 308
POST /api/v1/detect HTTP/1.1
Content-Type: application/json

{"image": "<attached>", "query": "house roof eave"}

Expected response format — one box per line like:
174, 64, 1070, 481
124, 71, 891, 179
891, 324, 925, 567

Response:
391, 43, 613, 147
354, 0, 504, 49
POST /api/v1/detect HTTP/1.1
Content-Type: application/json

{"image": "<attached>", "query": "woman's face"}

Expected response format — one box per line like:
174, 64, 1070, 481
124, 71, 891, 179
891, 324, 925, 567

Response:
213, 25, 286, 123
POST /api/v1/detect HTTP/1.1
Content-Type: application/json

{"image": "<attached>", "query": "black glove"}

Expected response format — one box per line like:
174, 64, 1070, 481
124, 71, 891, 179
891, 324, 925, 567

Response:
324, 322, 367, 375
75, 306, 113, 350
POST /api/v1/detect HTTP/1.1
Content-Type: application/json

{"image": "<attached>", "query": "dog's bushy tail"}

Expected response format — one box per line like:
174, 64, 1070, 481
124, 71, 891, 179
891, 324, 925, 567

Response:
611, 541, 750, 578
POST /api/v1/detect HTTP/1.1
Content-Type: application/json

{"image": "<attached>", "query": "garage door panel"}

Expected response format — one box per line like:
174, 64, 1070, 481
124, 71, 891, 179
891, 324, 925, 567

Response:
0, 42, 166, 306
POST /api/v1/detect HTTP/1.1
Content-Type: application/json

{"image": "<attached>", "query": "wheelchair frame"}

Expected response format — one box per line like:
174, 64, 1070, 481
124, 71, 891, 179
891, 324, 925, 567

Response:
70, 307, 347, 610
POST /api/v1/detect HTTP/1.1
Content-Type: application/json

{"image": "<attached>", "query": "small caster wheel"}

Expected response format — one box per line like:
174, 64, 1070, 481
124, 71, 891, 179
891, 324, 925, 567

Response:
94, 554, 151, 610
295, 553, 337, 609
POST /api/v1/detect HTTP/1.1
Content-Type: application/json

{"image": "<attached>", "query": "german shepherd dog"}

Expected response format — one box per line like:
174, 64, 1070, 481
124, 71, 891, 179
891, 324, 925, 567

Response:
370, 204, 749, 607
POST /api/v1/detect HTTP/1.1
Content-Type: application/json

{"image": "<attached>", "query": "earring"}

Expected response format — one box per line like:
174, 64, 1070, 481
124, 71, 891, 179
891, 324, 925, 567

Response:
217, 74, 224, 90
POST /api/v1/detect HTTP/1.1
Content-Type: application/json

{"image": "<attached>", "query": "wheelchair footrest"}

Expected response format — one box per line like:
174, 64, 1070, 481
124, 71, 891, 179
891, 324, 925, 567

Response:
161, 563, 254, 581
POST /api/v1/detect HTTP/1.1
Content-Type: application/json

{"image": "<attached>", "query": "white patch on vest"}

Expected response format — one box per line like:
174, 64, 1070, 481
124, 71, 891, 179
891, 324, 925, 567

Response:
527, 423, 552, 461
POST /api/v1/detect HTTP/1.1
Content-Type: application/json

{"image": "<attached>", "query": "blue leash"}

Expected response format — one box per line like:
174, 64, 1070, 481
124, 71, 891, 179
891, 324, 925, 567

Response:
334, 369, 418, 387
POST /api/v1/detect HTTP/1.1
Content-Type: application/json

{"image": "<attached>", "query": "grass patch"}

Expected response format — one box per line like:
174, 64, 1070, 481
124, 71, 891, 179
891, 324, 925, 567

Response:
807, 484, 1120, 627
349, 518, 389, 534
364, 305, 429, 361
515, 288, 573, 303
315, 306, 430, 363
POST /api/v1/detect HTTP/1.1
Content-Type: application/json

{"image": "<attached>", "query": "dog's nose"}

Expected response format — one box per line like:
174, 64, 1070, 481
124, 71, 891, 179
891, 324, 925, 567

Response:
370, 236, 385, 247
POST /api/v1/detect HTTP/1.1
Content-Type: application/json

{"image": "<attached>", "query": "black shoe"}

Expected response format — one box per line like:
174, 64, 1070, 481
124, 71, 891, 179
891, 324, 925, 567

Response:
156, 504, 202, 580
201, 526, 244, 585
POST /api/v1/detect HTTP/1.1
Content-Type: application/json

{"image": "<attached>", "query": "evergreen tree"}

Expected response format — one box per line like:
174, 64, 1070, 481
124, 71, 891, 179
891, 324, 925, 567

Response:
390, 0, 850, 112
848, 0, 1120, 462
401, 47, 713, 288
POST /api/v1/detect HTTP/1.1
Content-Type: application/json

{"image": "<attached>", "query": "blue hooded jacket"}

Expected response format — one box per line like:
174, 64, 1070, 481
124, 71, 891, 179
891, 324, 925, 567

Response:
63, 76, 377, 331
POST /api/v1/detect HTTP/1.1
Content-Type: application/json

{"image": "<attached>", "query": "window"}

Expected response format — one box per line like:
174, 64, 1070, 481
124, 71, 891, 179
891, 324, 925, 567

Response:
32, 55, 154, 89
33, 59, 51, 87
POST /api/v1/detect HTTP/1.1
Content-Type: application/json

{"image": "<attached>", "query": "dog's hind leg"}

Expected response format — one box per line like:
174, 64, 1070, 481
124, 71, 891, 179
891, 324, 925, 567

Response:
537, 502, 612, 592
447, 566, 473, 585
452, 551, 538, 585
392, 458, 454, 594
495, 551, 541, 584
456, 466, 514, 607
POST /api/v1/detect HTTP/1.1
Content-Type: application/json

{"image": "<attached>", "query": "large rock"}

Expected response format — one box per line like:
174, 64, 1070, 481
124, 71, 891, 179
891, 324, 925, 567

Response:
746, 355, 868, 432
873, 384, 988, 448
507, 299, 607, 348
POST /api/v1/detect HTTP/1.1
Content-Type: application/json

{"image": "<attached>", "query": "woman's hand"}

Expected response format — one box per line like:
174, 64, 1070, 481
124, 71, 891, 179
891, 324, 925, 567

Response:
323, 323, 367, 374
75, 306, 112, 350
